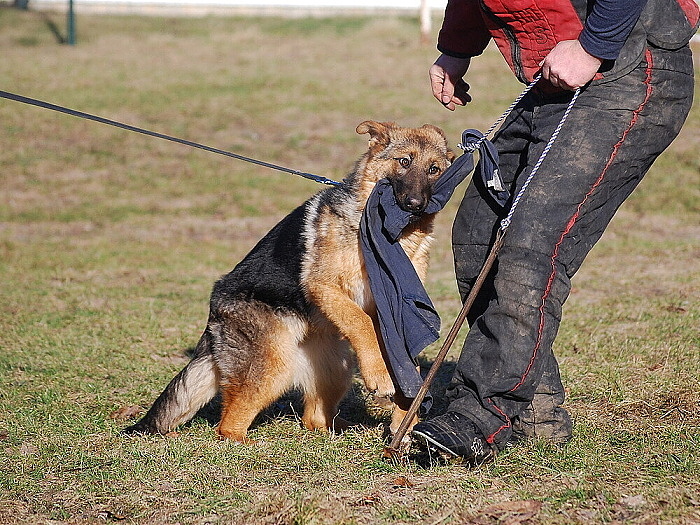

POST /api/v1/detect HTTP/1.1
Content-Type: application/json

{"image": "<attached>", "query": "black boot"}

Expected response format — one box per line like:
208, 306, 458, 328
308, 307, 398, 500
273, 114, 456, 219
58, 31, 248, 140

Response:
412, 412, 496, 465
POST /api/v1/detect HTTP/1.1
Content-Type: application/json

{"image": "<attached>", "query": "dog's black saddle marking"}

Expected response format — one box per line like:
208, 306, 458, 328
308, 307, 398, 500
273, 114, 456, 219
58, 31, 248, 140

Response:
210, 203, 310, 316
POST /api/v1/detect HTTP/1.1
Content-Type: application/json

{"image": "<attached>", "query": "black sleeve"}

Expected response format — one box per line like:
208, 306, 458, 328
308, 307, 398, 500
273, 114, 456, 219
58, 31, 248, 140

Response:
578, 0, 649, 60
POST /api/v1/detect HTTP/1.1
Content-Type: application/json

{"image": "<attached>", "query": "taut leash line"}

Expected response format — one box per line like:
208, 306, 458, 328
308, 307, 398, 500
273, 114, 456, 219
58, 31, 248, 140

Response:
0, 89, 341, 186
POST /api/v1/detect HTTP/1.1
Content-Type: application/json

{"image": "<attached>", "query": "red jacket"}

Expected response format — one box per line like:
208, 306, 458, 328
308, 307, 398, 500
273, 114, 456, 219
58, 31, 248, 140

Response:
438, 0, 700, 83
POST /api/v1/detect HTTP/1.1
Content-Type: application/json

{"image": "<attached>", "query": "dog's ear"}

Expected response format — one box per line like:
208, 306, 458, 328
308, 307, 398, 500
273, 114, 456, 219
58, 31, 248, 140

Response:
356, 120, 395, 150
420, 124, 455, 163
420, 124, 447, 140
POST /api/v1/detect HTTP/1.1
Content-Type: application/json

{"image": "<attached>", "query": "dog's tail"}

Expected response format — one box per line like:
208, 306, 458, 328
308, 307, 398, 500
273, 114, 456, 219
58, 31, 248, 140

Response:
123, 331, 219, 435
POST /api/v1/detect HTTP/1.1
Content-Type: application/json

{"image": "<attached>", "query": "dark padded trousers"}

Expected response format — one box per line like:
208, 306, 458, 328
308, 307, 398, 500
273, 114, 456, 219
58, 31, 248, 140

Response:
448, 45, 694, 450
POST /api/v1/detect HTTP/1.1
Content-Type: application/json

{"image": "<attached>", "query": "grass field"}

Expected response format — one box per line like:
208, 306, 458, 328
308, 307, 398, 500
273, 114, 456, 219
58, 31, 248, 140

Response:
1, 6, 699, 524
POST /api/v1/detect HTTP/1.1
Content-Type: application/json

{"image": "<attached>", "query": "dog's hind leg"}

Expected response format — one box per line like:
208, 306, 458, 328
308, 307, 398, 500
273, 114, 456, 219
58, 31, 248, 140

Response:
213, 308, 301, 442
217, 378, 291, 442
298, 336, 354, 433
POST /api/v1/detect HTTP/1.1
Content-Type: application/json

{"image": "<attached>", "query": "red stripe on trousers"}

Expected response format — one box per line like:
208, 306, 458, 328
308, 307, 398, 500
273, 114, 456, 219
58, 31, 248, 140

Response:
487, 50, 655, 444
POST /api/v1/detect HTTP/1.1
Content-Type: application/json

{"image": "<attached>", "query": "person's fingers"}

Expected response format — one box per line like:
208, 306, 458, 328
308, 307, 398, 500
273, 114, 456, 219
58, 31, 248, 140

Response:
539, 40, 602, 90
429, 64, 450, 102
560, 80, 576, 91
452, 79, 472, 105
540, 60, 551, 82
441, 76, 454, 102
429, 56, 472, 110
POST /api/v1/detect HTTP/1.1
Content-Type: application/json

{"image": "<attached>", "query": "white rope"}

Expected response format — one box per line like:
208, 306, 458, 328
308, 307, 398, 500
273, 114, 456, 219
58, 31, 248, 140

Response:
483, 75, 541, 139
499, 87, 581, 231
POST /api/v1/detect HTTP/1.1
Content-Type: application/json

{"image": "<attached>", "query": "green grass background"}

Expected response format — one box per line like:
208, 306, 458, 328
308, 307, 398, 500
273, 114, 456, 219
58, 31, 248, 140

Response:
1, 7, 698, 524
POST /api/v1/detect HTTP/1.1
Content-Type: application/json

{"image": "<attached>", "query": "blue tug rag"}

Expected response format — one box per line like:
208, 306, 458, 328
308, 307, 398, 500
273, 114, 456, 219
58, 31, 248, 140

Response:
359, 129, 508, 413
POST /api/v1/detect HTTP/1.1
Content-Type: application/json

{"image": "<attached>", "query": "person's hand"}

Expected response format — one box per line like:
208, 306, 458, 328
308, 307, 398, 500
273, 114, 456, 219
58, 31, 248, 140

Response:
429, 54, 472, 111
539, 40, 603, 90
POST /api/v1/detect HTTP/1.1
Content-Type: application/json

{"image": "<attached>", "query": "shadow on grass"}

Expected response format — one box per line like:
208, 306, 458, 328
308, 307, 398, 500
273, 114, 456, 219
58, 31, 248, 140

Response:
418, 356, 458, 418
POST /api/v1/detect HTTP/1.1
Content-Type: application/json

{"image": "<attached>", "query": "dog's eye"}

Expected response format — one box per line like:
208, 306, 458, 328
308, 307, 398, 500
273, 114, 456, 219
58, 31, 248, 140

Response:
395, 157, 411, 169
428, 165, 441, 175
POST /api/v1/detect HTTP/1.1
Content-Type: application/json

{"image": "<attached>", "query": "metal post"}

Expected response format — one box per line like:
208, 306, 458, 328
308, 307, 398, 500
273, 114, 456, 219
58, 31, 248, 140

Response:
66, 0, 76, 45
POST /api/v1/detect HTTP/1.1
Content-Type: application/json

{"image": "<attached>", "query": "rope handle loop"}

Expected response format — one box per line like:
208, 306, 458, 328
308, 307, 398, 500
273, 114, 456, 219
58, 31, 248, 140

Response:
454, 74, 582, 233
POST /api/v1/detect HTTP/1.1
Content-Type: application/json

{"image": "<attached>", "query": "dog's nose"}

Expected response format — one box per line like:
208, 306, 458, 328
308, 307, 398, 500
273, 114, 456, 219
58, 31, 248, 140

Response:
403, 196, 427, 214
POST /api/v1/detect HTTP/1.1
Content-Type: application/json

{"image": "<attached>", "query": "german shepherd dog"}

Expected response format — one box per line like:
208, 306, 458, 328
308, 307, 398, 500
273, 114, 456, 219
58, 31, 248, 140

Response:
124, 121, 454, 442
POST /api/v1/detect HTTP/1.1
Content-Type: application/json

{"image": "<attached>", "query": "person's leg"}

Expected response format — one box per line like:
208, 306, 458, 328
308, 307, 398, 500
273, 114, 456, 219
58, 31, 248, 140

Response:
510, 353, 571, 443
448, 98, 572, 445
451, 91, 576, 446
415, 106, 535, 462
415, 46, 695, 458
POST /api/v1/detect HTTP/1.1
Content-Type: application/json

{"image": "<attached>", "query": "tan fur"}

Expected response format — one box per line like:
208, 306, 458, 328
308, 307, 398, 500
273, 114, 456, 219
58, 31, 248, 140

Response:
299, 122, 452, 436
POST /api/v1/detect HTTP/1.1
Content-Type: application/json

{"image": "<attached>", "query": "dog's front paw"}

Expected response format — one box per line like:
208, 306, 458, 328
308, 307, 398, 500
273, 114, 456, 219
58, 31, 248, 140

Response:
372, 392, 395, 410
364, 372, 396, 408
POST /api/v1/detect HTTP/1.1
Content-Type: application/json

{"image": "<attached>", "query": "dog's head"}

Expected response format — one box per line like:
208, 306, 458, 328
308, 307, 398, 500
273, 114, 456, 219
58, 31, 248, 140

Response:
355, 120, 455, 214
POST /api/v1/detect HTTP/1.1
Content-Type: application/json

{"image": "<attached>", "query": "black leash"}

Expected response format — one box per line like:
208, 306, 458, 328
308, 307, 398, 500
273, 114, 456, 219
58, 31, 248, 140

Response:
0, 89, 342, 186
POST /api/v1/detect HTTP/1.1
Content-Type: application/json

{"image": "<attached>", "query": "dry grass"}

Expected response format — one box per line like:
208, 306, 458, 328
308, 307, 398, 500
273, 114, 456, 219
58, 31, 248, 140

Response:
0, 6, 699, 524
